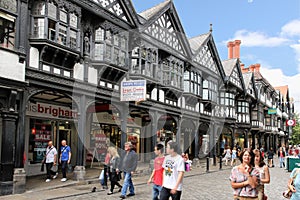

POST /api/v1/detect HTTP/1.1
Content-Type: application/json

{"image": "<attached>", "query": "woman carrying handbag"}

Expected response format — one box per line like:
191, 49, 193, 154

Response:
107, 147, 122, 195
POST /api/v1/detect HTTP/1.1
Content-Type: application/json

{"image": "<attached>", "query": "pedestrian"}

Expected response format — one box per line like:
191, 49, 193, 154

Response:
59, 140, 71, 182
44, 141, 58, 182
119, 142, 138, 199
231, 147, 237, 167
160, 141, 185, 200
278, 147, 286, 168
253, 149, 270, 200
285, 167, 300, 199
267, 148, 274, 167
223, 147, 231, 166
102, 144, 111, 189
107, 147, 122, 195
147, 144, 165, 200
230, 148, 260, 200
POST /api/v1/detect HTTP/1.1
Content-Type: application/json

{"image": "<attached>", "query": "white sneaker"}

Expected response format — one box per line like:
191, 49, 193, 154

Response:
45, 179, 51, 182
53, 172, 58, 179
61, 178, 67, 182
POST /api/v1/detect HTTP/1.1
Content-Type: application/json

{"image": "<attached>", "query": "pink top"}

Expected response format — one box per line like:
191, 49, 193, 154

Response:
230, 166, 260, 197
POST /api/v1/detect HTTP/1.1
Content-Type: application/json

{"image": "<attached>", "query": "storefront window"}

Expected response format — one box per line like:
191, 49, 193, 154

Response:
29, 119, 52, 164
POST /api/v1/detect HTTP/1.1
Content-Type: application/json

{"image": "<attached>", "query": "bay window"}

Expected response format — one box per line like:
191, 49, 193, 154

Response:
202, 79, 217, 101
0, 11, 16, 49
32, 0, 79, 50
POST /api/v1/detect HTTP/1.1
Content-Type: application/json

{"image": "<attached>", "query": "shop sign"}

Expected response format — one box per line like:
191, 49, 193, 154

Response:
286, 119, 296, 126
267, 108, 277, 114
0, 0, 17, 13
27, 102, 78, 119
120, 80, 146, 102
94, 133, 107, 154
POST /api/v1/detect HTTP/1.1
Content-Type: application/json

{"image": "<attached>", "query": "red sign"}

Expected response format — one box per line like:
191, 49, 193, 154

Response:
286, 119, 296, 126
94, 134, 107, 154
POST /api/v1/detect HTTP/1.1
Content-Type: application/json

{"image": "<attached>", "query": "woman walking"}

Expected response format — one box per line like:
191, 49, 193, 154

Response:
223, 147, 231, 166
253, 149, 270, 200
231, 147, 237, 167
107, 147, 122, 195
230, 149, 260, 200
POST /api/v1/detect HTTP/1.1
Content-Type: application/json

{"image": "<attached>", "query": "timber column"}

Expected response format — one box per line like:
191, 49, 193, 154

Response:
0, 112, 18, 195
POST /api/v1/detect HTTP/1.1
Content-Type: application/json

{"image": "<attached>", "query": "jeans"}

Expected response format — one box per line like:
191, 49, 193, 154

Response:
279, 157, 285, 168
45, 162, 56, 179
121, 172, 135, 196
152, 184, 162, 200
160, 187, 182, 200
61, 161, 68, 178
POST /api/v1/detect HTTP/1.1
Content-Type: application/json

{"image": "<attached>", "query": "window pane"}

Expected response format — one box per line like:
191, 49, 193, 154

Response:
95, 28, 105, 41
48, 19, 55, 41
106, 45, 112, 60
33, 2, 45, 15
0, 16, 15, 49
58, 25, 67, 45
120, 37, 126, 49
70, 13, 77, 28
114, 35, 119, 46
48, 2, 57, 19
34, 18, 44, 38
95, 43, 104, 60
59, 9, 67, 23
70, 30, 77, 49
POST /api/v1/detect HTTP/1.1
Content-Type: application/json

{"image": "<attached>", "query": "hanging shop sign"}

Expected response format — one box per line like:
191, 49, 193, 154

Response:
120, 80, 146, 102
267, 108, 277, 114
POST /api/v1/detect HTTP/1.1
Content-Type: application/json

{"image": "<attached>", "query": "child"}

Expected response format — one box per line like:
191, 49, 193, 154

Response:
147, 144, 165, 200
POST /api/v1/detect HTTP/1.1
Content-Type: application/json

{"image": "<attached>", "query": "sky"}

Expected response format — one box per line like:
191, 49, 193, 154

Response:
131, 0, 300, 115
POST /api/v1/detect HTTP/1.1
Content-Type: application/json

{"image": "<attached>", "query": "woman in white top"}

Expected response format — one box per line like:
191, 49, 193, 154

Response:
223, 147, 231, 166
253, 149, 270, 200
231, 147, 237, 167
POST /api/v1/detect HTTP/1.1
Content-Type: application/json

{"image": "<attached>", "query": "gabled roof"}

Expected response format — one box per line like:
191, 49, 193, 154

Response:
222, 58, 238, 77
137, 0, 192, 59
188, 33, 211, 53
139, 0, 171, 20
242, 72, 252, 89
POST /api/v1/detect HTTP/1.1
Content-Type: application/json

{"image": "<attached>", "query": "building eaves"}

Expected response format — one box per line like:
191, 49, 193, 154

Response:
188, 33, 211, 54
222, 58, 238, 77
139, 0, 171, 20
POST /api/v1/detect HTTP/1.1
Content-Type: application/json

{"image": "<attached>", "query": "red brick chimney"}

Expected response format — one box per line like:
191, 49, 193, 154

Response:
227, 41, 234, 59
255, 63, 261, 72
234, 40, 241, 59
240, 63, 248, 73
249, 64, 255, 72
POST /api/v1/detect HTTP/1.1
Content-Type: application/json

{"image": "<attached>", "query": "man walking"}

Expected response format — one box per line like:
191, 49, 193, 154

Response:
119, 142, 138, 199
59, 140, 71, 182
160, 141, 185, 200
44, 141, 58, 182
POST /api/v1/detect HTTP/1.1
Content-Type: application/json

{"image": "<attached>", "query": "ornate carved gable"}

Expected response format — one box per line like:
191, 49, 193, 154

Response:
92, 0, 130, 23
229, 65, 243, 90
248, 75, 256, 98
143, 12, 185, 55
194, 43, 218, 74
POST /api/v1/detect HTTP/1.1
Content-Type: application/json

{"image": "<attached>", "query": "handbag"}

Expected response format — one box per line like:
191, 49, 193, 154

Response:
283, 168, 299, 199
99, 169, 104, 180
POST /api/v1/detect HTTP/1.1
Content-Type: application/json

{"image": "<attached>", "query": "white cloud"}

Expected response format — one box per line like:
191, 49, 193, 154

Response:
260, 67, 300, 114
290, 41, 300, 72
281, 20, 300, 37
226, 29, 289, 47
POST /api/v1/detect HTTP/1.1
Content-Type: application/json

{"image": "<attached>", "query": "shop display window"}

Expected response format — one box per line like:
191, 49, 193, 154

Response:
29, 119, 52, 164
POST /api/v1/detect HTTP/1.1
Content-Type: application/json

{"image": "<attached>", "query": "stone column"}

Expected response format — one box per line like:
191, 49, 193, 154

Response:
151, 111, 158, 159
120, 103, 129, 150
0, 112, 18, 195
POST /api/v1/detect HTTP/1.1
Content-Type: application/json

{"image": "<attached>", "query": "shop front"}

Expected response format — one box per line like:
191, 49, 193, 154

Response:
25, 100, 78, 176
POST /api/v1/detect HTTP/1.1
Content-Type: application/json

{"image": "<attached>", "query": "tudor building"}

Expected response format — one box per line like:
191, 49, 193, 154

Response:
0, 0, 294, 195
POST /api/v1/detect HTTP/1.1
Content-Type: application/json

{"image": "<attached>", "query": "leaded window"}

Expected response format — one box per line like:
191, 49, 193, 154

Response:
94, 27, 127, 67
31, 1, 79, 50
161, 56, 184, 89
184, 71, 201, 95
237, 101, 249, 113
130, 46, 159, 79
202, 79, 217, 102
219, 92, 236, 118
0, 11, 16, 49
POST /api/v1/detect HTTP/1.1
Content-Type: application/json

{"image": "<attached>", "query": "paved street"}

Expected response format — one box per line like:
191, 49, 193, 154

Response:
0, 161, 291, 200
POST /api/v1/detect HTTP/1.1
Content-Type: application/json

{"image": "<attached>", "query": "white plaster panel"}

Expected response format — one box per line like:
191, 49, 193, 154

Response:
73, 63, 84, 80
29, 47, 39, 69
0, 50, 25, 82
88, 67, 97, 84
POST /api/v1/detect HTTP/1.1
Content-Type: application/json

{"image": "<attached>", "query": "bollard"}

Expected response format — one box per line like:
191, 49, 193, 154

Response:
206, 157, 209, 172
213, 156, 216, 166
219, 156, 222, 170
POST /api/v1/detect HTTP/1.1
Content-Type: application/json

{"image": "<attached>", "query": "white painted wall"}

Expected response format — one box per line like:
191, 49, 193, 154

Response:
0, 50, 25, 82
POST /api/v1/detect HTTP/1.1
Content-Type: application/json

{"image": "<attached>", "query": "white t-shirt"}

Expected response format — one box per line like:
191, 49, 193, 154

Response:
162, 154, 185, 191
45, 146, 57, 163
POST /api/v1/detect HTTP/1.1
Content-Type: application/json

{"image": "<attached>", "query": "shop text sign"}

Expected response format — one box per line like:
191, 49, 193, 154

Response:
27, 102, 78, 119
120, 80, 146, 102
